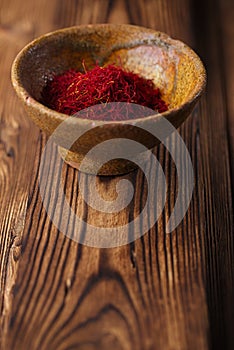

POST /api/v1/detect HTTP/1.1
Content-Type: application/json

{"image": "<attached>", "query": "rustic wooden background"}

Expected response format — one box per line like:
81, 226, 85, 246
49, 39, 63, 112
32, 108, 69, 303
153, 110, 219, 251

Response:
0, 0, 233, 349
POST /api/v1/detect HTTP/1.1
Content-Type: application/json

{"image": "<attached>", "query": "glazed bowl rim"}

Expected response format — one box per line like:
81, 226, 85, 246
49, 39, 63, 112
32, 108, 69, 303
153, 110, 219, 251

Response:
11, 23, 206, 126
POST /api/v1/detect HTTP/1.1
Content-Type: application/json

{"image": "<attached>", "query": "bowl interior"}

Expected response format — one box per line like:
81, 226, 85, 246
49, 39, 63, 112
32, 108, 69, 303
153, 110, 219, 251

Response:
16, 24, 205, 112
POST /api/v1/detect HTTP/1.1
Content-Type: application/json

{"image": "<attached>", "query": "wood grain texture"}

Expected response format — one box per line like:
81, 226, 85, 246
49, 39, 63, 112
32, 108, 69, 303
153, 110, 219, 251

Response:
0, 0, 233, 349
218, 0, 234, 191
190, 0, 234, 347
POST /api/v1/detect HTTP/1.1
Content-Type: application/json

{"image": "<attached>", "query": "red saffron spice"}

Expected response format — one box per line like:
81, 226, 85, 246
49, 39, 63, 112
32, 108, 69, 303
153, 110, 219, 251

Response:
42, 63, 168, 120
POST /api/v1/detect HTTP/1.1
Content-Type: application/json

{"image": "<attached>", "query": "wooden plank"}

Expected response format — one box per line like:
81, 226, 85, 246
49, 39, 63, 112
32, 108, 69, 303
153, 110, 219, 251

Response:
218, 0, 234, 189
190, 0, 234, 348
0, 0, 233, 349
0, 0, 71, 346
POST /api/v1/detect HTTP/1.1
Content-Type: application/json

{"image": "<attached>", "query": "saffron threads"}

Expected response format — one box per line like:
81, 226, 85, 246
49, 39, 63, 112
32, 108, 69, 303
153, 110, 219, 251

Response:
42, 64, 168, 120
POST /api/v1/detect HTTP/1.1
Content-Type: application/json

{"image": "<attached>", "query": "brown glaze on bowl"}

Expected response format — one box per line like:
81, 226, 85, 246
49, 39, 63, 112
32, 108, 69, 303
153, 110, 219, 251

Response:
11, 24, 206, 175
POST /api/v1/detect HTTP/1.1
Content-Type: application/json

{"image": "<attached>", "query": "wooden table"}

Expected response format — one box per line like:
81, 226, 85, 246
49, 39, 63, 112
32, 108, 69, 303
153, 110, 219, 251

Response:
0, 1, 233, 349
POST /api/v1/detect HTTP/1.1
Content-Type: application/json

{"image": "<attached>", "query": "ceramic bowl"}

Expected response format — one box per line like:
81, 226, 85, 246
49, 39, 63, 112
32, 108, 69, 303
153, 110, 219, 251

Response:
11, 24, 206, 175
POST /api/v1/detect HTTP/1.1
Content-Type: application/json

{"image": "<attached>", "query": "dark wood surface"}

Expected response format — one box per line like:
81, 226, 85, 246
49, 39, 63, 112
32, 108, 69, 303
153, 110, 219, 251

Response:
0, 0, 233, 349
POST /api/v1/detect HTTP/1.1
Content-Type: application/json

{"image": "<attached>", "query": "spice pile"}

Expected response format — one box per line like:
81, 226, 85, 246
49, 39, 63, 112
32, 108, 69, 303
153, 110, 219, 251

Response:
42, 63, 168, 120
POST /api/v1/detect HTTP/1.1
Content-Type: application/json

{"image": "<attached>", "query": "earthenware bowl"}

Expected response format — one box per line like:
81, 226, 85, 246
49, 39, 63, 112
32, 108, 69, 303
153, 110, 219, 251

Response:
11, 24, 206, 175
